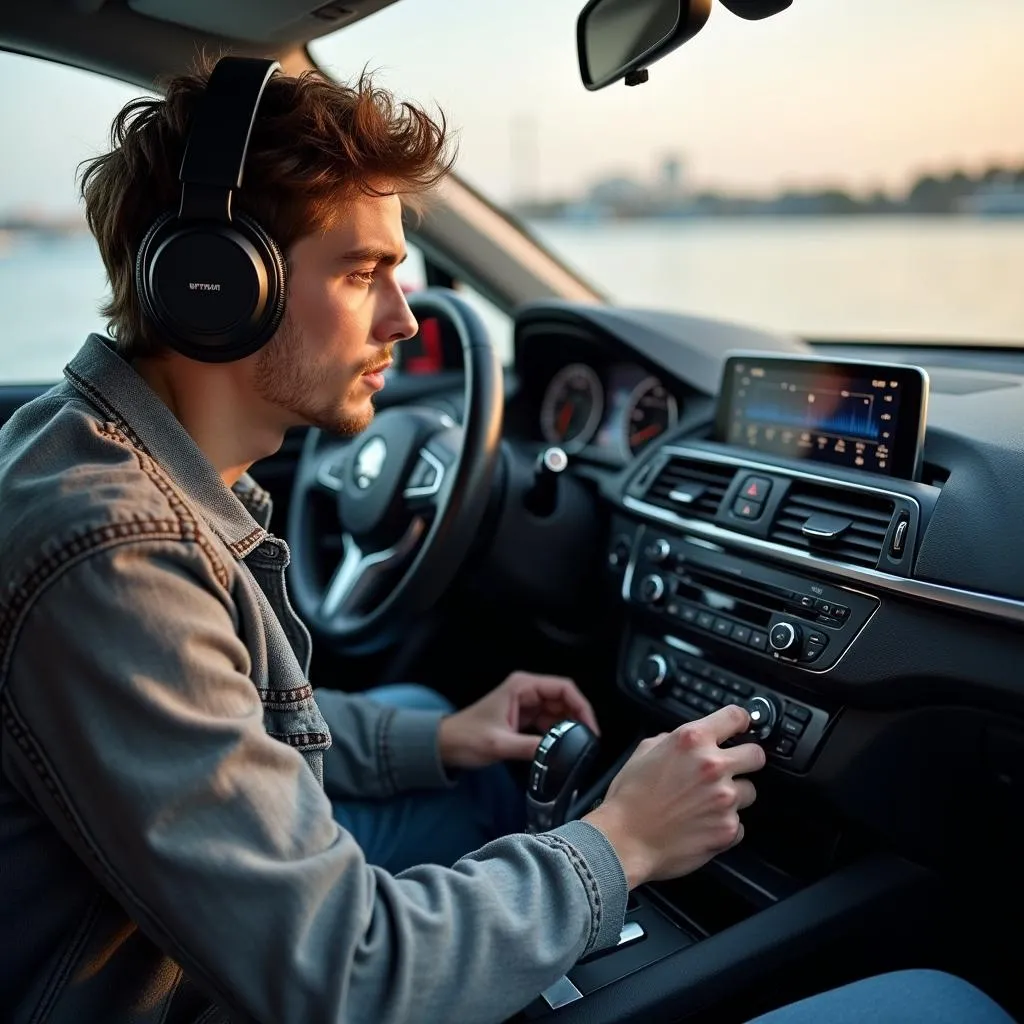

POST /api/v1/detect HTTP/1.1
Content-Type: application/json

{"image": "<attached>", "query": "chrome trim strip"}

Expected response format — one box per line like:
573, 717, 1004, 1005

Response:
540, 975, 584, 1010
403, 447, 446, 499
622, 491, 1024, 626
617, 920, 646, 947
662, 634, 704, 657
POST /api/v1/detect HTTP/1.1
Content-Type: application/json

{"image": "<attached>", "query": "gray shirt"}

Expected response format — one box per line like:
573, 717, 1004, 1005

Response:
0, 334, 627, 1024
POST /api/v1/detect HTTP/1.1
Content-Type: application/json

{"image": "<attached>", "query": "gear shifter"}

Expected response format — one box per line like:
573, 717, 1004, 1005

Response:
525, 720, 599, 833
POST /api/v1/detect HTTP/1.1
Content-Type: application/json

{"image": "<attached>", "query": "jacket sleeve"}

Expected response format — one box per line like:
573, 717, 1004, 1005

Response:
0, 538, 628, 1024
315, 685, 455, 799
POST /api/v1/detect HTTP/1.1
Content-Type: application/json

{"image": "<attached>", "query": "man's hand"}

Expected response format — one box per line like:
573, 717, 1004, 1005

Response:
584, 705, 765, 888
437, 671, 600, 769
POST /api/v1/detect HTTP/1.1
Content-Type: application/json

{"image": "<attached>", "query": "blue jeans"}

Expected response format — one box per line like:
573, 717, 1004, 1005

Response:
328, 684, 526, 873
744, 970, 1016, 1023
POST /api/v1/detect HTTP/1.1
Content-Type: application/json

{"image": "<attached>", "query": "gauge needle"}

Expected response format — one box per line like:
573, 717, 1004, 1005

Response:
558, 402, 574, 437
631, 423, 662, 445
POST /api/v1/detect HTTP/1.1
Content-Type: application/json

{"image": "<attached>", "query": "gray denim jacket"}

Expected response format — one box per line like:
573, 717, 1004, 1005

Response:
0, 334, 627, 1024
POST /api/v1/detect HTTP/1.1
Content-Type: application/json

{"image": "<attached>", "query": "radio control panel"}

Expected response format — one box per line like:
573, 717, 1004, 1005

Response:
621, 635, 830, 771
616, 524, 878, 672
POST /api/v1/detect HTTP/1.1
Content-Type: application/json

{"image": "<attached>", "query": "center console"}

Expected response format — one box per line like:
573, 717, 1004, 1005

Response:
515, 352, 943, 1023
616, 523, 878, 769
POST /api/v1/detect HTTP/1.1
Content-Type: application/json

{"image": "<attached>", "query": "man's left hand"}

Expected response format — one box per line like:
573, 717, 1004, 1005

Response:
437, 671, 601, 769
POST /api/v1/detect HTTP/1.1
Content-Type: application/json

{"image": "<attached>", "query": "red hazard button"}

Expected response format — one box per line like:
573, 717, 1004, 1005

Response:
740, 476, 772, 502
732, 497, 763, 520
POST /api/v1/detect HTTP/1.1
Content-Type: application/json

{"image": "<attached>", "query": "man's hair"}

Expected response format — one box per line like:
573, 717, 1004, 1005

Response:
79, 57, 455, 359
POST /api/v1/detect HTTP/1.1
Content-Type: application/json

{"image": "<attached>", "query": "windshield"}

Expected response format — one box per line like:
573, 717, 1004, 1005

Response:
311, 0, 1024, 345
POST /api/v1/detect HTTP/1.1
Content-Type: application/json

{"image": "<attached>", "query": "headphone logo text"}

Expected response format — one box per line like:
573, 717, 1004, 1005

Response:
189, 282, 222, 292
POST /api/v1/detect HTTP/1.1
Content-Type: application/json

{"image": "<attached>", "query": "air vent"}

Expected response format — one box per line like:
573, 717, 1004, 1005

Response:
642, 456, 737, 522
768, 482, 895, 568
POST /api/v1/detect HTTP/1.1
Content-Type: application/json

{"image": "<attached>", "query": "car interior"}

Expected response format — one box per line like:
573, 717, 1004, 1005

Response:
2, 1, 1023, 1022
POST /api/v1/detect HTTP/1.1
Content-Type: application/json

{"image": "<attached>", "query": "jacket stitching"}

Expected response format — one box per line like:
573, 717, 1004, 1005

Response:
534, 834, 602, 952
378, 706, 398, 793
66, 375, 238, 582
229, 526, 266, 558
65, 366, 147, 452
266, 730, 331, 748
0, 525, 187, 681
131, 449, 229, 590
256, 684, 314, 703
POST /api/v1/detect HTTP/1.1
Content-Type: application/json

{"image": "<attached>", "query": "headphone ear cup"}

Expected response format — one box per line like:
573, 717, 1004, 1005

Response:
133, 209, 287, 363
232, 209, 288, 351
135, 210, 178, 338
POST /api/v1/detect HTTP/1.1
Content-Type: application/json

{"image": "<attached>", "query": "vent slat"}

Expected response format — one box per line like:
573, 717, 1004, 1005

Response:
643, 456, 736, 521
768, 481, 895, 569
785, 495, 892, 525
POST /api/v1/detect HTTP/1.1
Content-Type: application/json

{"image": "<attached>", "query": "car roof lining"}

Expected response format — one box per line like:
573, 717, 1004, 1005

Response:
0, 0, 404, 87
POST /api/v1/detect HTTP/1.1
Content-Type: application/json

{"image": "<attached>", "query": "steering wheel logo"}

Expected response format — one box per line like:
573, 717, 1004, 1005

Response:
354, 436, 387, 490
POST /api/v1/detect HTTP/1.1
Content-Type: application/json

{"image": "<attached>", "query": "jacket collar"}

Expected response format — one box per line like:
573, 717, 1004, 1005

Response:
65, 334, 269, 557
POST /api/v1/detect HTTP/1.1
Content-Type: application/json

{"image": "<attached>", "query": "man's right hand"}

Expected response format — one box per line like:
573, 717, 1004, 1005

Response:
583, 705, 766, 888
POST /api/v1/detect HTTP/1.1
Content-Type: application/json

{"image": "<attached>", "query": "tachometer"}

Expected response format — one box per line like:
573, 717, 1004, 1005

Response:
624, 376, 679, 456
540, 363, 604, 453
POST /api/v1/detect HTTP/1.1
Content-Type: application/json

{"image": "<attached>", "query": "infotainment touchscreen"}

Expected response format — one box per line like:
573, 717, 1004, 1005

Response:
714, 355, 928, 480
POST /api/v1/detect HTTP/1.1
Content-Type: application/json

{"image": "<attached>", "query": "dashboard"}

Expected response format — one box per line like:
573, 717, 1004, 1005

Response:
514, 319, 702, 466
539, 361, 679, 461
501, 299, 1024, 884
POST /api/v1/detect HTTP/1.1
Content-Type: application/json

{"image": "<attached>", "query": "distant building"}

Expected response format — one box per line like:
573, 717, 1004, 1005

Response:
658, 155, 686, 198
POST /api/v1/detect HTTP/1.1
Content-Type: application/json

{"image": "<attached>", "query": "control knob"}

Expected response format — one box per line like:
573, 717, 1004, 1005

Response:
636, 654, 669, 694
644, 537, 671, 564
637, 574, 666, 605
743, 695, 779, 741
769, 620, 802, 653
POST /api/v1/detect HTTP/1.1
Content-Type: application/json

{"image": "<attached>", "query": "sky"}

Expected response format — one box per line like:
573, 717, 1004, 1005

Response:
2, 0, 1023, 213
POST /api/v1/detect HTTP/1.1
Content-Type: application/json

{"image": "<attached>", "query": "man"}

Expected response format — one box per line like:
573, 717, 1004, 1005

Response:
3, 56, 997, 1024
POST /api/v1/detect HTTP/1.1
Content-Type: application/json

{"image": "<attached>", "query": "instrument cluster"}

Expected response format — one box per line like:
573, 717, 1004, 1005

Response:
538, 360, 681, 461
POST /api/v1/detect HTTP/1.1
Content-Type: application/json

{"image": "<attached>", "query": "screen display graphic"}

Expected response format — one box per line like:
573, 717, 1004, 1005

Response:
715, 356, 928, 479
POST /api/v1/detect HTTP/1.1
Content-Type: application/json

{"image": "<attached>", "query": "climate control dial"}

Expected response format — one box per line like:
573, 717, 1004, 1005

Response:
769, 620, 802, 653
636, 654, 669, 694
743, 695, 779, 741
637, 574, 666, 605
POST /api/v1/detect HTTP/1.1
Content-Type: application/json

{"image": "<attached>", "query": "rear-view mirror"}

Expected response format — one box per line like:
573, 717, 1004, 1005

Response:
576, 0, 712, 91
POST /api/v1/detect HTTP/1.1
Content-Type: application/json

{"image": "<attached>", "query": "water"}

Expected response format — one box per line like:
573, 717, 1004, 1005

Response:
531, 216, 1024, 344
2, 217, 1023, 383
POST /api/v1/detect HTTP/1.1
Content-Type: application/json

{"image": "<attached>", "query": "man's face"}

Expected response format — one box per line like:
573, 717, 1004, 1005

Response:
252, 189, 418, 436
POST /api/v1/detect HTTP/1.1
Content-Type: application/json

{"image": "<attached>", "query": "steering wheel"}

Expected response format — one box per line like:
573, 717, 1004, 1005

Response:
287, 288, 503, 652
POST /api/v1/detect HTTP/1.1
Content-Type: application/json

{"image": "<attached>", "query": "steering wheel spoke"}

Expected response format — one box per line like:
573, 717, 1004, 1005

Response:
402, 447, 446, 510
313, 445, 351, 495
320, 519, 427, 621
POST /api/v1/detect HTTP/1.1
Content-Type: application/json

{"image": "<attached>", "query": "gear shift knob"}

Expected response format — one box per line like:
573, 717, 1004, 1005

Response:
525, 719, 599, 833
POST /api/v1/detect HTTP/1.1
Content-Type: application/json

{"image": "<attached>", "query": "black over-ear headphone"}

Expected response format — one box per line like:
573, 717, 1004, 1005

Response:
135, 56, 287, 363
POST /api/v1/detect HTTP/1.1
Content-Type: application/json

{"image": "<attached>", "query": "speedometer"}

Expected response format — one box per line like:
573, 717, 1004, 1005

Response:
624, 377, 679, 456
540, 363, 604, 453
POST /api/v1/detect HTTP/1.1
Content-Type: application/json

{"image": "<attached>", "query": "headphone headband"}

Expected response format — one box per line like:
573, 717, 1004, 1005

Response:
135, 55, 289, 362
178, 57, 281, 220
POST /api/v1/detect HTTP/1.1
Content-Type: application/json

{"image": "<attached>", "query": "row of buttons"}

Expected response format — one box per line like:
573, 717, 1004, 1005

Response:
664, 598, 770, 652
661, 655, 809, 759
731, 475, 772, 521
792, 593, 849, 626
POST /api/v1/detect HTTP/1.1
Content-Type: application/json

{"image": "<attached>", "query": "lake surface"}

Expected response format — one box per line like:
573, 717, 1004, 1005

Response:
2, 216, 1023, 382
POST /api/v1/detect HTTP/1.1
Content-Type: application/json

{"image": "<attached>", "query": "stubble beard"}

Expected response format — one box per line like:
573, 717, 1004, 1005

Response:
253, 318, 375, 438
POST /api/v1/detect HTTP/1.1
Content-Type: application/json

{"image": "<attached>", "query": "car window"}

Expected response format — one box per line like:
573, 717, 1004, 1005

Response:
398, 241, 514, 367
0, 52, 512, 383
0, 51, 142, 383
